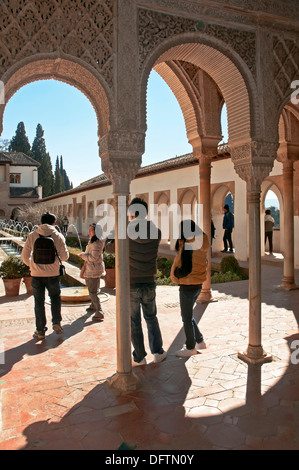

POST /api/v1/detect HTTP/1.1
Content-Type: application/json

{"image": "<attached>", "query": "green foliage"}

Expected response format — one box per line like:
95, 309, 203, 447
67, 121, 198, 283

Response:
103, 252, 115, 268
156, 258, 173, 285
211, 255, 248, 283
220, 255, 242, 276
66, 237, 87, 249
8, 122, 31, 155
0, 255, 27, 279
211, 271, 243, 283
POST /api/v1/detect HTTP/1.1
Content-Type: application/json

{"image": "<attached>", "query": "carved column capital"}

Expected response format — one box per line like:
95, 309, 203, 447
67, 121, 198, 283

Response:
231, 141, 279, 192
99, 130, 144, 194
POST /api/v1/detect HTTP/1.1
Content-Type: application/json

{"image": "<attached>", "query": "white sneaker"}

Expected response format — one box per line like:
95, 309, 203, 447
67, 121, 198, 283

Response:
175, 348, 197, 358
196, 341, 207, 350
153, 351, 167, 363
132, 357, 147, 366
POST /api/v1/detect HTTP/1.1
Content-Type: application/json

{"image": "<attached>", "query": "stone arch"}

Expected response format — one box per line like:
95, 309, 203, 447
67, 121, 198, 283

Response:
261, 180, 284, 255
140, 33, 260, 148
178, 188, 198, 220
211, 183, 235, 216
0, 56, 114, 141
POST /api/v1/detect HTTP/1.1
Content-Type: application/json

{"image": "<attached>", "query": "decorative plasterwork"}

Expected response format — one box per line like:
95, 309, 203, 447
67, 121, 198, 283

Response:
138, 8, 256, 75
231, 141, 279, 191
273, 35, 299, 102
0, 0, 114, 87
137, 0, 299, 22
99, 130, 145, 193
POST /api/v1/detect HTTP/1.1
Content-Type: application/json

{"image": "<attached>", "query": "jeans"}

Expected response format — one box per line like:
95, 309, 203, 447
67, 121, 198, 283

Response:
130, 282, 163, 363
31, 276, 61, 332
86, 277, 102, 313
179, 286, 203, 350
265, 231, 273, 253
223, 228, 233, 251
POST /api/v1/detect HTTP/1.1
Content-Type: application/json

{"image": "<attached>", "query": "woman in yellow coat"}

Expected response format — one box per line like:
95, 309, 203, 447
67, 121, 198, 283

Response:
171, 220, 209, 357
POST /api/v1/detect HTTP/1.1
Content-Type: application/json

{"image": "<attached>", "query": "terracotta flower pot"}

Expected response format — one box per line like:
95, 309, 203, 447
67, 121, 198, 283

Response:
23, 277, 33, 295
104, 268, 115, 288
3, 278, 22, 297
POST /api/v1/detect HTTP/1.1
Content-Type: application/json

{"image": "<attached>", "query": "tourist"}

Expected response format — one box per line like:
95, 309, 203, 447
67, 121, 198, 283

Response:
171, 220, 209, 357
78, 223, 105, 322
21, 212, 69, 340
62, 216, 69, 234
221, 204, 234, 253
265, 209, 275, 254
105, 197, 167, 365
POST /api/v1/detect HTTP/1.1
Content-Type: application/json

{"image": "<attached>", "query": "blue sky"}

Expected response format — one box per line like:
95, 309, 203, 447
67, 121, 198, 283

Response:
1, 71, 228, 188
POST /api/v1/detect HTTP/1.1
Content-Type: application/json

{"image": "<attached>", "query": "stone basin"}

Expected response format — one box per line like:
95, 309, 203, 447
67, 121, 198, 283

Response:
61, 286, 91, 303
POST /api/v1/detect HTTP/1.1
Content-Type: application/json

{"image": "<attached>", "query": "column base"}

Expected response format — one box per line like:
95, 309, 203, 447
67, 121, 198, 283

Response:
238, 345, 272, 365
196, 288, 218, 303
107, 371, 140, 392
277, 278, 298, 291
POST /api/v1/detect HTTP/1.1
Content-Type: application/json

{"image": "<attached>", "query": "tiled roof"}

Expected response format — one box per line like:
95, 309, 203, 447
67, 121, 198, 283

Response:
0, 152, 40, 167
10, 187, 39, 197
75, 153, 197, 190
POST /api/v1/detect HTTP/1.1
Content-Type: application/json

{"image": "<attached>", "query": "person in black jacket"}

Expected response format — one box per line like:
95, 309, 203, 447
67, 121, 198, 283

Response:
105, 197, 167, 366
221, 204, 234, 253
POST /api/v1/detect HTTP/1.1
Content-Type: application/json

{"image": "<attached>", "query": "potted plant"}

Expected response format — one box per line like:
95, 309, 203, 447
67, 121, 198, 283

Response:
0, 255, 24, 296
19, 260, 33, 295
103, 252, 115, 288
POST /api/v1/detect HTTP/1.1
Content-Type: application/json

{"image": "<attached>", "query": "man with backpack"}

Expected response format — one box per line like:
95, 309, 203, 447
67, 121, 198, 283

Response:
22, 212, 69, 340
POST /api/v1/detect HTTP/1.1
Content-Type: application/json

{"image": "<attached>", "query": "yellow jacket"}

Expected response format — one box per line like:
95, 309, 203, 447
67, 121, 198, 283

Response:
170, 233, 209, 285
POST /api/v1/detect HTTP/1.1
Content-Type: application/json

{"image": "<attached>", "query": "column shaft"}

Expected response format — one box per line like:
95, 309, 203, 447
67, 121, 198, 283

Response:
197, 157, 214, 303
280, 161, 297, 290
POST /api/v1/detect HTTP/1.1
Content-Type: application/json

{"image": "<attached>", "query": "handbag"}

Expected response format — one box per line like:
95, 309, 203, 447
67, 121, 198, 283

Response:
55, 249, 66, 277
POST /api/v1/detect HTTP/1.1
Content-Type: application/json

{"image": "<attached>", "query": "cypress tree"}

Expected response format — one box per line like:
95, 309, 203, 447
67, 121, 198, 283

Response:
8, 121, 31, 155
31, 124, 53, 197
54, 156, 63, 194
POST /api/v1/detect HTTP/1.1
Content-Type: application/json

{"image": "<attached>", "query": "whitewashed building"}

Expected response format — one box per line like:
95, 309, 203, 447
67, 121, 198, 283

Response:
0, 152, 42, 219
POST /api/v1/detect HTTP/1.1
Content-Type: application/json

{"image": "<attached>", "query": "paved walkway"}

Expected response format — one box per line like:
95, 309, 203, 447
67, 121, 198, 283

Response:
0, 260, 298, 450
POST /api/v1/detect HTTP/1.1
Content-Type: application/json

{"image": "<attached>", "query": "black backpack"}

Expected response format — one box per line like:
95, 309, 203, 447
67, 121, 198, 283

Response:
33, 235, 57, 264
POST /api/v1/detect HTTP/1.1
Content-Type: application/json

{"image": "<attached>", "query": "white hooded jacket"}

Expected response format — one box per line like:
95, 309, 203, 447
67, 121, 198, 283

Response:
21, 224, 69, 277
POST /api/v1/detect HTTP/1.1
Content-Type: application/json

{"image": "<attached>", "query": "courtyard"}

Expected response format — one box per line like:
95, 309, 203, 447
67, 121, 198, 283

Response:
0, 257, 298, 451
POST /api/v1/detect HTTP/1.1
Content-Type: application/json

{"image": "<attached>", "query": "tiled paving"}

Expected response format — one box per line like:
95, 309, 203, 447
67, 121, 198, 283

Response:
0, 260, 298, 450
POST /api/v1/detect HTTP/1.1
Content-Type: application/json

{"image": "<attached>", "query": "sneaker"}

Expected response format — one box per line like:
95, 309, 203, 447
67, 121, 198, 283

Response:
153, 350, 167, 363
175, 347, 197, 358
229, 249, 234, 253
132, 357, 147, 366
221, 249, 227, 253
53, 324, 64, 335
34, 330, 45, 340
196, 341, 207, 350
92, 312, 104, 321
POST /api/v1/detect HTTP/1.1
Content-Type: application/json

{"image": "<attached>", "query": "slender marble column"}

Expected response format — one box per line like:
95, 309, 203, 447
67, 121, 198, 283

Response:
279, 160, 297, 290
197, 155, 214, 303
238, 187, 272, 364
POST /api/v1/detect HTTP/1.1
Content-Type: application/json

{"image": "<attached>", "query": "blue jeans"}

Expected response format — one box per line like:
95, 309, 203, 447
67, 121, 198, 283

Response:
179, 286, 204, 350
31, 276, 62, 332
130, 283, 164, 363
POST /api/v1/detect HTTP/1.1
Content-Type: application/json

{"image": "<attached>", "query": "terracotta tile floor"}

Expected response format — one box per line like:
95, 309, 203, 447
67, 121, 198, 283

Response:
0, 262, 298, 450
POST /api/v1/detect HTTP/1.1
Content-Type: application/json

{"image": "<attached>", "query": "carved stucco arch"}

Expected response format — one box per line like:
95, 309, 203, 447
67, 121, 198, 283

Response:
140, 33, 260, 148
0, 56, 114, 142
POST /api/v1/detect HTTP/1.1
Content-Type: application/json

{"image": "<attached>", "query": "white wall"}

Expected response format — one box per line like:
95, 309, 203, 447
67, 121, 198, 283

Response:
9, 166, 38, 187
